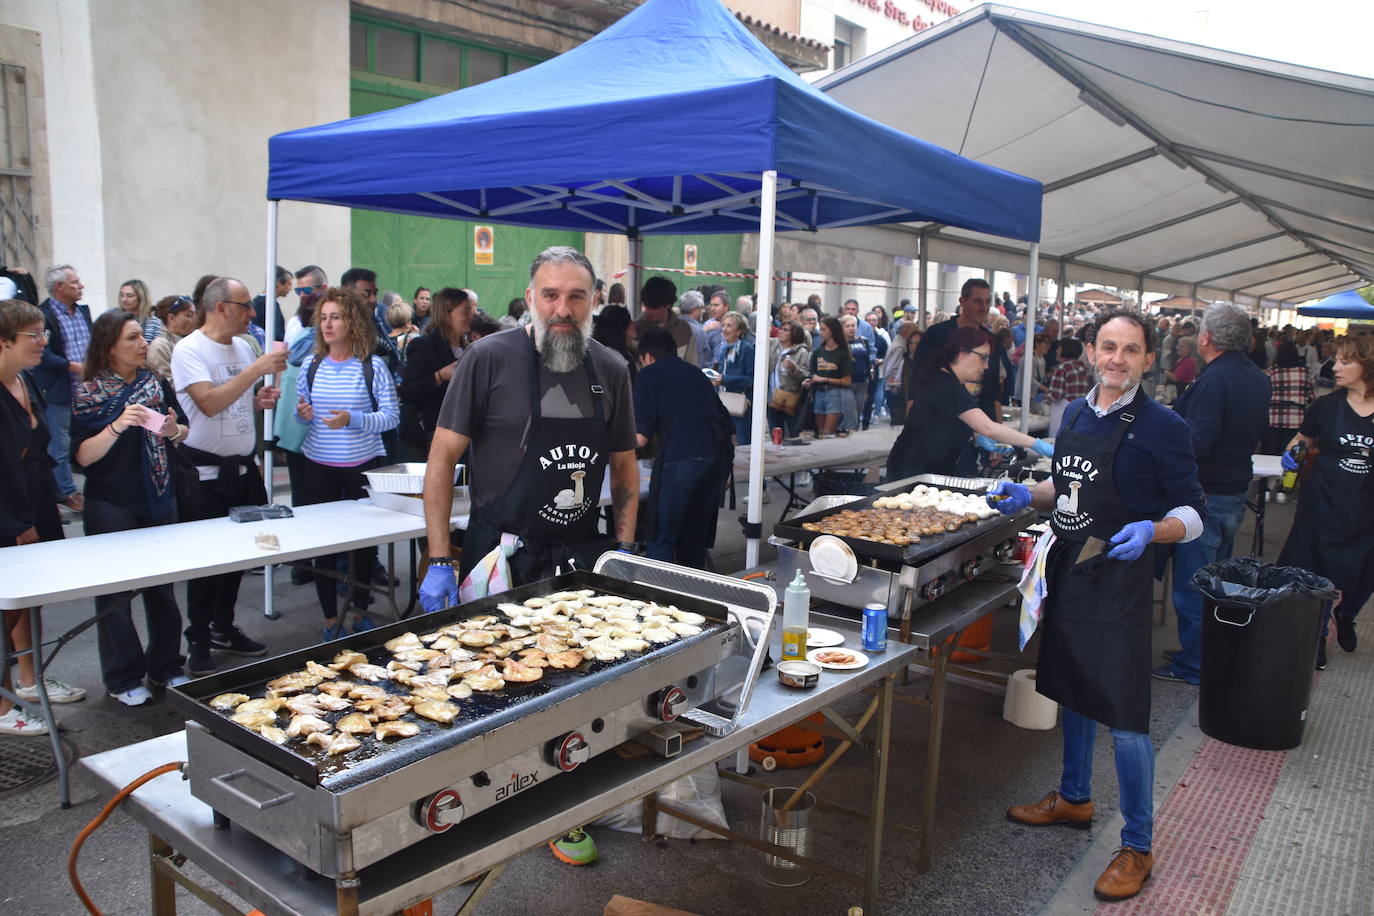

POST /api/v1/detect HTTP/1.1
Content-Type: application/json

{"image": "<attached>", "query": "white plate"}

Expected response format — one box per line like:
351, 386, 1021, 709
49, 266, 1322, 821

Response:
808, 535, 858, 582
807, 628, 845, 648
807, 647, 869, 670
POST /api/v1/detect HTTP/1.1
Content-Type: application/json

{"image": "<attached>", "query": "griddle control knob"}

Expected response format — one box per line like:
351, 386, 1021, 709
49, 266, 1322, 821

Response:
960, 556, 984, 581
552, 731, 591, 772
656, 686, 688, 722
921, 576, 946, 602
416, 788, 464, 833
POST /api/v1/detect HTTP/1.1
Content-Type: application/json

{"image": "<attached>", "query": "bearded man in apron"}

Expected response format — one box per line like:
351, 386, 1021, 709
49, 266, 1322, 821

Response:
419, 246, 640, 612
987, 310, 1205, 903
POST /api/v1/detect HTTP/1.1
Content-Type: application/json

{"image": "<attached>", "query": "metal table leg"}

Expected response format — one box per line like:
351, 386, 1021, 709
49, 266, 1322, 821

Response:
865, 674, 895, 912
25, 609, 70, 808
918, 645, 952, 873
149, 834, 178, 916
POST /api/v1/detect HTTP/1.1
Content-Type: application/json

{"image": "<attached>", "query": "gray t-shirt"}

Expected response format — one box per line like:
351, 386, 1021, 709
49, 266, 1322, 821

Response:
436, 327, 637, 510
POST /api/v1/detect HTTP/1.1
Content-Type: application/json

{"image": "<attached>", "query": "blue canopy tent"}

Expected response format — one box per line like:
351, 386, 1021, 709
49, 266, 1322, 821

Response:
262, 0, 1042, 569
1298, 289, 1374, 320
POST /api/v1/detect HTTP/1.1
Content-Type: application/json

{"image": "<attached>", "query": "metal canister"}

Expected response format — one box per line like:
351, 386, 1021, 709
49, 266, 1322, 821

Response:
771, 427, 783, 445
861, 603, 888, 652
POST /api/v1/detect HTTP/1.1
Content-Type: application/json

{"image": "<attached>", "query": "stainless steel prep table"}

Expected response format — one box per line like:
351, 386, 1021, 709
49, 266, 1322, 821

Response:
744, 571, 1018, 872
80, 617, 918, 916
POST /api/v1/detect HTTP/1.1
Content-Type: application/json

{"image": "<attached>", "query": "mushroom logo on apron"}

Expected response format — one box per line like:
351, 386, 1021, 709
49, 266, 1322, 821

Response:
536, 445, 598, 526
1051, 454, 1101, 533
1336, 433, 1372, 475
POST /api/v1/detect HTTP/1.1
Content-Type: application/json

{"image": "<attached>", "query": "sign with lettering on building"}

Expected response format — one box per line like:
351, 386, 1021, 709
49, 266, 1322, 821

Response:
474, 225, 494, 266
850, 0, 958, 31
684, 244, 698, 274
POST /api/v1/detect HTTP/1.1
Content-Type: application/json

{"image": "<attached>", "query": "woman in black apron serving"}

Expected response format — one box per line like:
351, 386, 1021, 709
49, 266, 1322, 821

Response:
419, 248, 639, 611
986, 311, 1205, 904
1277, 334, 1374, 669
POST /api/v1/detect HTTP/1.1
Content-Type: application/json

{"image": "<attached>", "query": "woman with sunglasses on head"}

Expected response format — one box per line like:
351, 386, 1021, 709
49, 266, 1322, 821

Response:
888, 325, 1053, 481
146, 295, 198, 381
72, 310, 189, 706
118, 279, 163, 343
295, 287, 399, 641
0, 299, 86, 733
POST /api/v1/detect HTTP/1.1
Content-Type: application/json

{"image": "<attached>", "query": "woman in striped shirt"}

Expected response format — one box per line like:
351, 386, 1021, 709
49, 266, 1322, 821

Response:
295, 286, 400, 640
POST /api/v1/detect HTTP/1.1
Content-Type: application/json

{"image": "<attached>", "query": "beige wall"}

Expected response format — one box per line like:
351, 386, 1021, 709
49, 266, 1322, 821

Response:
83, 0, 350, 317
730, 0, 802, 34
0, 20, 51, 283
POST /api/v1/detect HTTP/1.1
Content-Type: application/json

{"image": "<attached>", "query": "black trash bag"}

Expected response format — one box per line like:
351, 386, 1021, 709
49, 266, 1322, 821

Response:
1190, 556, 1339, 608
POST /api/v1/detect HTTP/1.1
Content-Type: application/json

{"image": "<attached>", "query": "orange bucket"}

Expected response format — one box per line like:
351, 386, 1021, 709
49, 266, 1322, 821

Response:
750, 712, 826, 769
943, 613, 993, 663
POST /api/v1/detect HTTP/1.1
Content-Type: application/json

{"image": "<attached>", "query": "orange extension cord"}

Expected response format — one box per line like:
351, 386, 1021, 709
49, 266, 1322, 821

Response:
68, 761, 185, 915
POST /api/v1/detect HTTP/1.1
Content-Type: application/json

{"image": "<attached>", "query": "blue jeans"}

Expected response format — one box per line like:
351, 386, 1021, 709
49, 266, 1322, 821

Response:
1060, 707, 1154, 852
1170, 492, 1248, 679
44, 400, 76, 499
646, 457, 719, 568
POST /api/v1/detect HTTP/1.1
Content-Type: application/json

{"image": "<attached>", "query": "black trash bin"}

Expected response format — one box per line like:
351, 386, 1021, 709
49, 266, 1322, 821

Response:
1192, 558, 1338, 750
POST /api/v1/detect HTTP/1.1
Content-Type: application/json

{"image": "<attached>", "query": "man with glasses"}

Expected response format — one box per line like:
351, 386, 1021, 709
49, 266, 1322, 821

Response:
171, 277, 286, 675
36, 264, 92, 511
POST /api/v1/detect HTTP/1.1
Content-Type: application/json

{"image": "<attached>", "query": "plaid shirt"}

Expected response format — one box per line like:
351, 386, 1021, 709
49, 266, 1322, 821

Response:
1048, 358, 1092, 404
52, 302, 92, 396
1266, 365, 1313, 430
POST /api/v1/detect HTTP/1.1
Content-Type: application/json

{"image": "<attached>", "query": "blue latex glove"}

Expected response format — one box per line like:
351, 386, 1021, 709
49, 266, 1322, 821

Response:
419, 564, 458, 613
986, 480, 1032, 514
1107, 521, 1155, 562
1032, 439, 1055, 458
975, 434, 1014, 455
1280, 449, 1300, 472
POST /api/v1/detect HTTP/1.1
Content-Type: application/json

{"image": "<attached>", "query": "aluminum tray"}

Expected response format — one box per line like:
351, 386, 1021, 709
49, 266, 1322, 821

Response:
363, 462, 466, 494
168, 570, 730, 789
773, 483, 1017, 565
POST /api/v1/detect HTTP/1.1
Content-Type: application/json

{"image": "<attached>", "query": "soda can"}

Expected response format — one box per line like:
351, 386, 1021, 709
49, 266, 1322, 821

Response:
771, 427, 783, 445
862, 603, 888, 652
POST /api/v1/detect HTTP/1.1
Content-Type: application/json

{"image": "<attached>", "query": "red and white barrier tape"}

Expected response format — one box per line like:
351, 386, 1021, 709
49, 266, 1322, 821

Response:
610, 264, 923, 291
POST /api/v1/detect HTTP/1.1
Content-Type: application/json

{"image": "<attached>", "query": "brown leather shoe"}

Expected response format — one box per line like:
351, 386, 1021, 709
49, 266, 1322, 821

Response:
1094, 847, 1153, 901
1007, 791, 1093, 829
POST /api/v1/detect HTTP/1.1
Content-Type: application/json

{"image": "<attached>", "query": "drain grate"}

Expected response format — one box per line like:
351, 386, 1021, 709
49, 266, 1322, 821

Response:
0, 735, 76, 797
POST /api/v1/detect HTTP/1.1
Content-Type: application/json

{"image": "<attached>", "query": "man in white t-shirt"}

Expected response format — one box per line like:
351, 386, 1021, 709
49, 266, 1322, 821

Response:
171, 276, 286, 675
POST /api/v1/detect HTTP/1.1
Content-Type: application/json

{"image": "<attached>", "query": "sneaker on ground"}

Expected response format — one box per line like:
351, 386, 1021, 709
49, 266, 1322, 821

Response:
146, 671, 192, 688
209, 626, 268, 657
0, 707, 49, 736
1335, 615, 1357, 653
549, 827, 598, 866
16, 675, 86, 704
322, 624, 347, 642
62, 493, 84, 512
187, 642, 217, 676
108, 685, 154, 707
1275, 491, 1287, 504
352, 615, 377, 633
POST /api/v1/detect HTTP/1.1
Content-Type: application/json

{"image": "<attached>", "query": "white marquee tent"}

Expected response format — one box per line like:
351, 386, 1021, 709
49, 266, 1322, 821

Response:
813, 4, 1374, 314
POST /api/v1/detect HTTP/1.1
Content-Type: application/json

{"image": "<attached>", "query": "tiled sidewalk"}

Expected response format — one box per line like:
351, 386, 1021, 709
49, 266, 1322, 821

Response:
1047, 613, 1373, 914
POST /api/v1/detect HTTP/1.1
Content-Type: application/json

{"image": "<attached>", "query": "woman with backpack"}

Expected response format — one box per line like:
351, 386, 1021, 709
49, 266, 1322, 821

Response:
294, 287, 399, 640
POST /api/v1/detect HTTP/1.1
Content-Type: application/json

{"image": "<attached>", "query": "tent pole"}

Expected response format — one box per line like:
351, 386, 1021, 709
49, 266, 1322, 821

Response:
1136, 276, 1145, 311
626, 231, 643, 317
917, 231, 928, 329
1191, 283, 1199, 319
262, 199, 279, 621
745, 170, 777, 569
1019, 243, 1039, 435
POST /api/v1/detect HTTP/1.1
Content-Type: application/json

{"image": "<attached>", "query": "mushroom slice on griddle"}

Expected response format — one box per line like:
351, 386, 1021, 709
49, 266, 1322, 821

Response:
255, 725, 288, 745
307, 731, 360, 756
500, 658, 542, 683
375, 721, 420, 740
348, 663, 391, 682
584, 636, 626, 662
412, 701, 460, 723
347, 684, 388, 701
316, 680, 354, 698
209, 693, 249, 711
545, 649, 585, 670
286, 714, 333, 739
383, 632, 422, 653
304, 660, 340, 679
408, 685, 451, 703
446, 682, 474, 700
329, 650, 368, 670
336, 713, 373, 734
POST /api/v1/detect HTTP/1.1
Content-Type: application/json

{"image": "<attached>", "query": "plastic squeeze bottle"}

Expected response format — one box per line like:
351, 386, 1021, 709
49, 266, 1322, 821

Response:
781, 570, 810, 661
1281, 442, 1306, 490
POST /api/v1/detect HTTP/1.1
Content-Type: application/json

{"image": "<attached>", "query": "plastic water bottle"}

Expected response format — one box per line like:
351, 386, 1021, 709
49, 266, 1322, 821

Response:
781, 570, 810, 661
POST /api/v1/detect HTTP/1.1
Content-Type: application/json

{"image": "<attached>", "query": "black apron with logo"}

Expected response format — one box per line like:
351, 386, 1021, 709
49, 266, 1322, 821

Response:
1037, 390, 1155, 733
1279, 391, 1374, 596
462, 335, 612, 585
